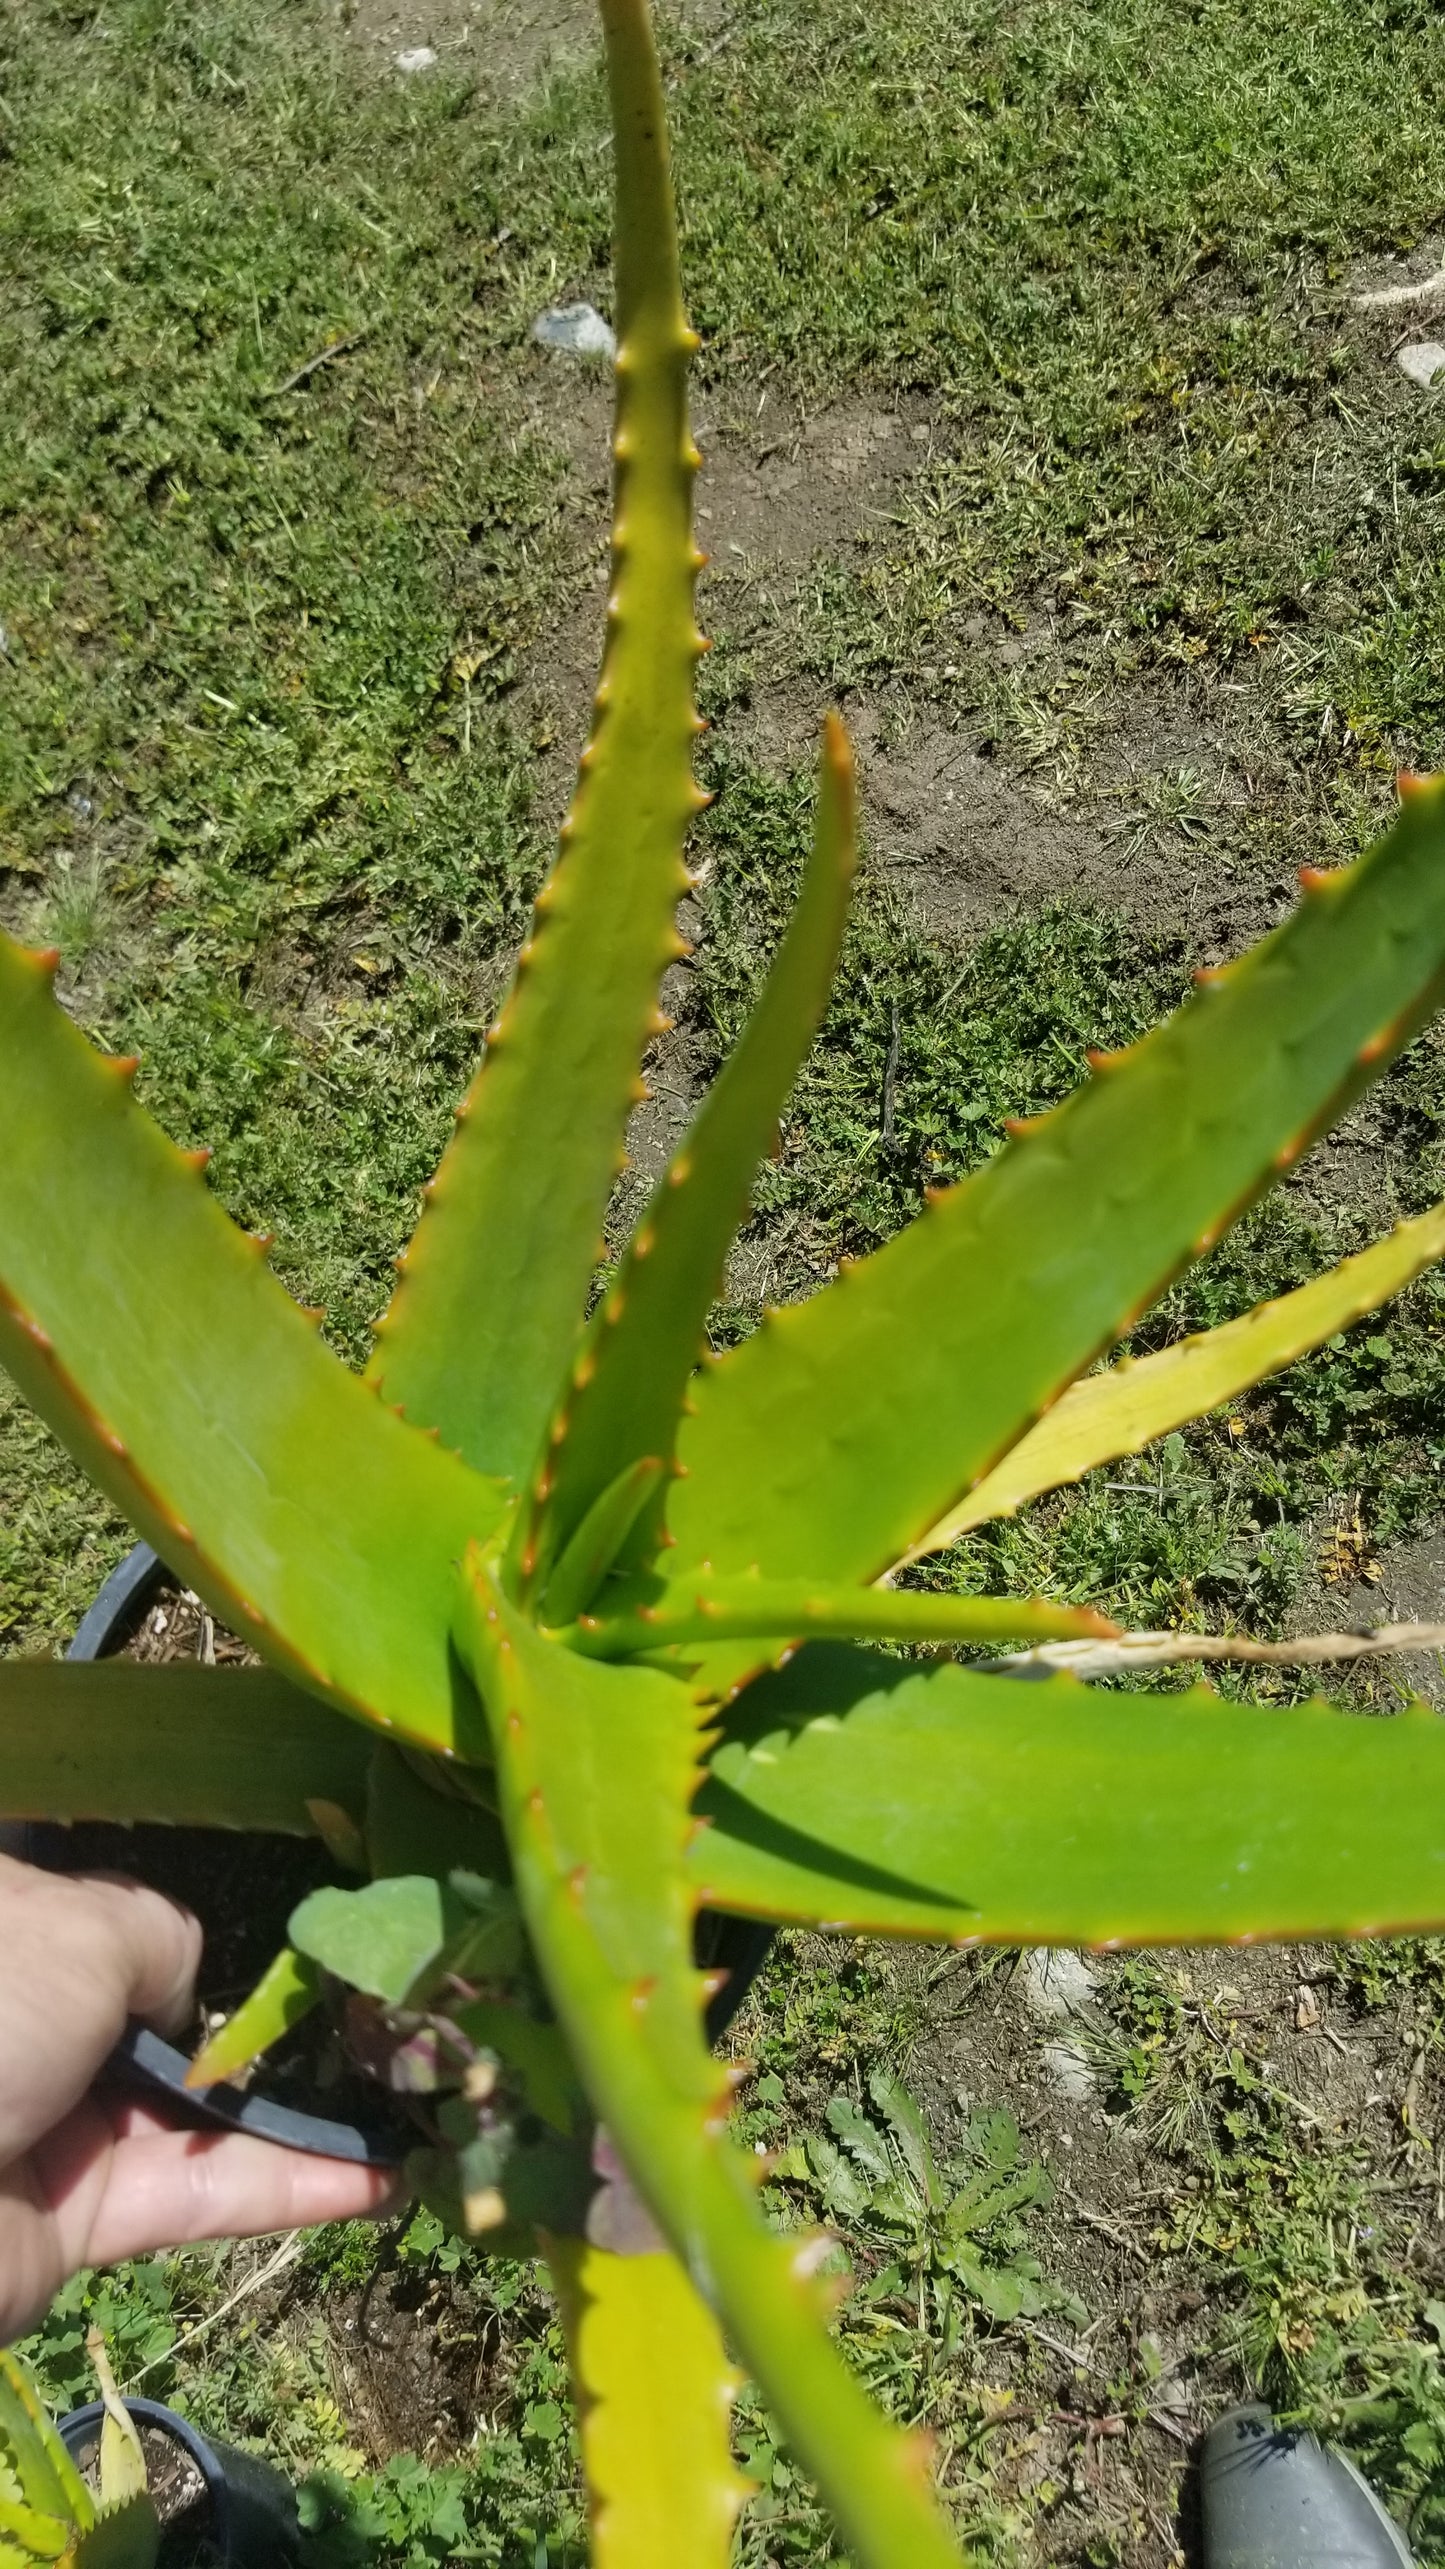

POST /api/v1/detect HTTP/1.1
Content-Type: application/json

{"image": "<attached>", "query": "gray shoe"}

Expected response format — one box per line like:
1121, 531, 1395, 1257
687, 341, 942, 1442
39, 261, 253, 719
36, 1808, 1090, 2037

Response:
1200, 2405, 1415, 2567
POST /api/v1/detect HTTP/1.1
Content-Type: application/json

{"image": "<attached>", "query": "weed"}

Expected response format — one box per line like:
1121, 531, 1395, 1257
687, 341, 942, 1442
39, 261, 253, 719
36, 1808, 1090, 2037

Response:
787, 2068, 1086, 2336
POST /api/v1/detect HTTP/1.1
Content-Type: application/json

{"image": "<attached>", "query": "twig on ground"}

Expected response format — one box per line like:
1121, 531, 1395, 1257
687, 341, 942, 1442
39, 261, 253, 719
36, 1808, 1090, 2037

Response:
129, 2230, 305, 2386
1060, 2180, 1150, 2266
1354, 264, 1445, 311
266, 330, 369, 397
983, 1622, 1445, 1681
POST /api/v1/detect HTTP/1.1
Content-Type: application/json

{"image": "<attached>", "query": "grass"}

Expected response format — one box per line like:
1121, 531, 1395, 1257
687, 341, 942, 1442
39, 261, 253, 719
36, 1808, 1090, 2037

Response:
5, 0, 1445, 2556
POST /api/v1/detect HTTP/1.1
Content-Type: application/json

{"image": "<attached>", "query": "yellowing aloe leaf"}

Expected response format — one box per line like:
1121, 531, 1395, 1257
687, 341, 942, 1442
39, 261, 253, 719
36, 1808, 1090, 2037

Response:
367, 0, 704, 1492
86, 2336, 146, 2516
549, 2239, 748, 2569
913, 1197, 1445, 1550
692, 1643, 1445, 1944
0, 2354, 93, 2532
186, 1948, 322, 2089
0, 2498, 71, 2561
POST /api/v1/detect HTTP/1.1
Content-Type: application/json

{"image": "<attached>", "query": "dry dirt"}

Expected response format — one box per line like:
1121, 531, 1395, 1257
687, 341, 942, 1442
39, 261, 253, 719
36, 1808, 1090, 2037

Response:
343, 0, 597, 100
512, 339, 1334, 979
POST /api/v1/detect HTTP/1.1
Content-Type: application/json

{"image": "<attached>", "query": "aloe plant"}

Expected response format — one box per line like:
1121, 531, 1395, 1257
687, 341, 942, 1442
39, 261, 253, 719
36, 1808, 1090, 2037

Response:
6, 2, 1445, 2559
0, 2338, 158, 2569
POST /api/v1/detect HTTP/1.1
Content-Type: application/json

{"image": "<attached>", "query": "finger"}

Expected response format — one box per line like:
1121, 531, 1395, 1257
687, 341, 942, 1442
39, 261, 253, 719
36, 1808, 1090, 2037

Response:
0, 1858, 201, 2165
67, 1869, 203, 2035
0, 2095, 115, 2343
78, 2126, 403, 2267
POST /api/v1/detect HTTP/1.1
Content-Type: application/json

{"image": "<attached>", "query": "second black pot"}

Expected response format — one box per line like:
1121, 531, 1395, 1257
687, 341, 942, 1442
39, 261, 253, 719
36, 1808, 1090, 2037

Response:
60, 2394, 300, 2566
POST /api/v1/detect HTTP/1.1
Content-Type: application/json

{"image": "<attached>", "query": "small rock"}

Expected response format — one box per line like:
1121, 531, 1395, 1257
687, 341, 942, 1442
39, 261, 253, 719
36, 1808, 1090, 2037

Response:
531, 301, 617, 361
1022, 1950, 1099, 2022
394, 45, 437, 71
1396, 341, 1445, 389
1020, 1950, 1103, 2104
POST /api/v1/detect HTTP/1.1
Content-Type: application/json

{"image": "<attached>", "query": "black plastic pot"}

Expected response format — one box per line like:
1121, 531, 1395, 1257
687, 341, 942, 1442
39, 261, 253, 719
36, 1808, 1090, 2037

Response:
59, 2394, 300, 2566
57, 1541, 770, 2157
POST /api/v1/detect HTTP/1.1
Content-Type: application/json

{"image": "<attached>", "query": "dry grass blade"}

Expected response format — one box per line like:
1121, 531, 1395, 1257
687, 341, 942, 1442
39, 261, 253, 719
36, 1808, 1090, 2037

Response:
1353, 264, 1445, 310
985, 1623, 1445, 1679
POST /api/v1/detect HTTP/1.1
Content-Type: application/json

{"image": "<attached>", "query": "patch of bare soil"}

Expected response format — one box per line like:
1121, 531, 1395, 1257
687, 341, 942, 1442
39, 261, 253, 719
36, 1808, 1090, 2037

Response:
342, 0, 726, 104
890, 1934, 1443, 2567
319, 2256, 502, 2457
510, 349, 1334, 997
517, 383, 927, 833
1289, 1523, 1445, 1713
343, 0, 597, 100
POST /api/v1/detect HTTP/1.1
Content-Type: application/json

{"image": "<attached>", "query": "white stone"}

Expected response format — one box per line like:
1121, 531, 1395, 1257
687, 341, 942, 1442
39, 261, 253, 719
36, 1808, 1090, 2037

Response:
1020, 1949, 1101, 2102
1396, 341, 1445, 389
394, 45, 438, 72
531, 301, 617, 360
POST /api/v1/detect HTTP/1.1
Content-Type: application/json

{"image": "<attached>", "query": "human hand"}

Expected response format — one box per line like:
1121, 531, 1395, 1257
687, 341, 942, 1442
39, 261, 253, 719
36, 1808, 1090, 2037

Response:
0, 1854, 400, 2342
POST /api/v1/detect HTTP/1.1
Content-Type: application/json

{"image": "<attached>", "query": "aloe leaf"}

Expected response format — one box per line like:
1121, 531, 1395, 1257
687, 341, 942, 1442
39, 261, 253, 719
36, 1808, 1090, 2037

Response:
915, 1196, 1445, 1549
690, 1642, 1445, 1943
0, 935, 506, 1754
185, 1948, 322, 2089
669, 778, 1445, 1591
548, 2239, 749, 2569
0, 2497, 70, 2560
0, 2356, 92, 2532
456, 1555, 970, 2569
0, 1654, 372, 1839
530, 719, 857, 1585
364, 1744, 511, 1883
87, 2337, 146, 2520
0, 1662, 372, 1834
75, 2494, 160, 2569
556, 1570, 1113, 1661
537, 1457, 667, 1628
367, 0, 704, 1491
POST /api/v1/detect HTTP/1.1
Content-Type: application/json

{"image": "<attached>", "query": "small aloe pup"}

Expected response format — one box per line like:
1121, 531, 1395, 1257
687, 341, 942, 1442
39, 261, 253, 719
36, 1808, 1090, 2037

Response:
7, 3, 1445, 2561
